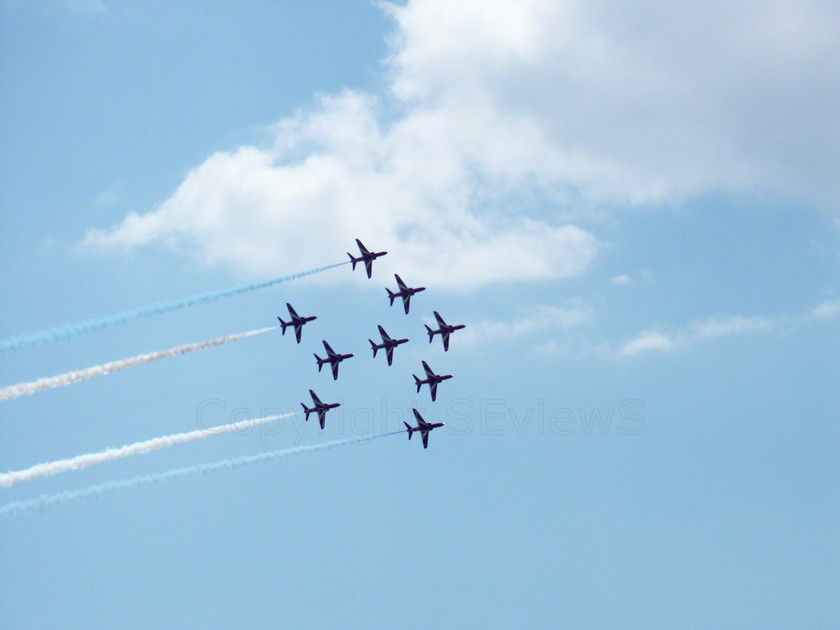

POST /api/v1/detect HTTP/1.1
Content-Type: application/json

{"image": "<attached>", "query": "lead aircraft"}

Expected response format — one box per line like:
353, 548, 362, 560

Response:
348, 239, 387, 278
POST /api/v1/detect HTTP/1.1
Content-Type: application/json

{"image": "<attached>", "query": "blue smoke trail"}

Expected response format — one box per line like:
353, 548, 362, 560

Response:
0, 430, 404, 519
0, 261, 347, 353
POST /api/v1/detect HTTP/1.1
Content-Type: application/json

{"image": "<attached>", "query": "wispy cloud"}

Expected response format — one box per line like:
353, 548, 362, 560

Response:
611, 274, 632, 285
455, 301, 593, 350
691, 315, 776, 339
65, 0, 108, 15
618, 331, 674, 357
811, 299, 840, 320
618, 298, 837, 357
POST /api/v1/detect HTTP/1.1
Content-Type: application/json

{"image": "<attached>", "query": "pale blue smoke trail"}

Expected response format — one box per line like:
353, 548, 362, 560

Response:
0, 261, 347, 353
0, 430, 404, 519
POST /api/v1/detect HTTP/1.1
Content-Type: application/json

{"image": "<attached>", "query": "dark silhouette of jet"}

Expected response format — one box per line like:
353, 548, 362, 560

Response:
301, 389, 340, 430
425, 311, 466, 351
404, 408, 445, 449
277, 302, 317, 343
413, 360, 453, 401
387, 274, 426, 314
314, 340, 354, 380
348, 239, 387, 278
369, 325, 409, 366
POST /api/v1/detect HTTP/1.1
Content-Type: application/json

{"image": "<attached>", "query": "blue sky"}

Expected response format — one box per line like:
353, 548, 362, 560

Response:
1, 1, 839, 627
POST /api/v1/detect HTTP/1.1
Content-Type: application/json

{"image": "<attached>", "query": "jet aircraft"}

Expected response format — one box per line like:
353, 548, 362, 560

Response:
413, 360, 453, 402
386, 274, 426, 314
369, 325, 409, 366
301, 389, 340, 430
404, 408, 445, 449
348, 239, 387, 278
314, 340, 354, 380
424, 311, 466, 351
277, 302, 317, 343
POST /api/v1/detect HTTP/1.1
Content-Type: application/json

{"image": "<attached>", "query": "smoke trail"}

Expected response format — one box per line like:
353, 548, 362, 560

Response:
0, 411, 297, 487
0, 431, 404, 518
0, 261, 346, 353
0, 326, 276, 403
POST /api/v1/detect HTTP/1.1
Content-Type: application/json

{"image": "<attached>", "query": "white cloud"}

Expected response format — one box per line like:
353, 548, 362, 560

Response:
618, 331, 674, 357
82, 0, 840, 285
619, 298, 836, 357
691, 315, 776, 339
611, 274, 632, 285
96, 180, 123, 207
811, 299, 840, 320
83, 89, 598, 290
455, 301, 593, 349
386, 0, 840, 205
533, 339, 561, 356
65, 0, 108, 15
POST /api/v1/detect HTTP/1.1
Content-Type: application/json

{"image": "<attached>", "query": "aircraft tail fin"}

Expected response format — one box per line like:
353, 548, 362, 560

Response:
314, 354, 323, 371
413, 374, 422, 393
278, 317, 290, 335
369, 339, 378, 357
386, 288, 396, 306
301, 403, 310, 420
425, 324, 435, 342
347, 252, 358, 269
404, 421, 413, 440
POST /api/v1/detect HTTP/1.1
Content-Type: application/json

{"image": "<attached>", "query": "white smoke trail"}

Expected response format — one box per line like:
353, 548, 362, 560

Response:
0, 326, 276, 403
0, 261, 347, 353
0, 411, 296, 487
0, 431, 404, 518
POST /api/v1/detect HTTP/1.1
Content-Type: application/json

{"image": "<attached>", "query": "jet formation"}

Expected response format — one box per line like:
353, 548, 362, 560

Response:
280, 240, 464, 448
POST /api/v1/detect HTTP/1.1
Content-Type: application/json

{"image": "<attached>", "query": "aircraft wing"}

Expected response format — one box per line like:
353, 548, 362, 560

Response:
430, 381, 438, 401
318, 409, 326, 430
434, 311, 446, 327
309, 390, 322, 405
422, 430, 429, 449
378, 325, 391, 342
331, 361, 339, 380
413, 408, 426, 425
422, 361, 434, 378
294, 323, 303, 343
442, 331, 450, 351
386, 346, 394, 366
395, 274, 407, 291
286, 303, 299, 318
323, 340, 336, 357
356, 238, 370, 255
402, 294, 411, 314
364, 258, 373, 278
